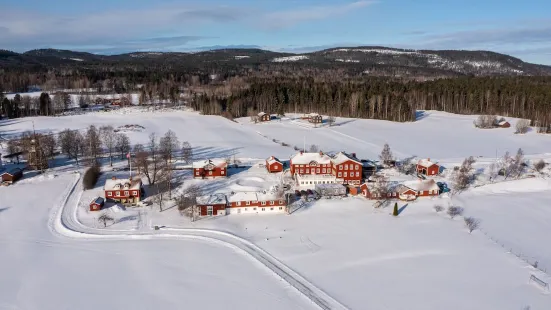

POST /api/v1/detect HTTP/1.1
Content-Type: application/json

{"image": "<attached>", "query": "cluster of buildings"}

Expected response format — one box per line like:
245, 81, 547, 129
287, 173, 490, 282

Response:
255, 112, 323, 124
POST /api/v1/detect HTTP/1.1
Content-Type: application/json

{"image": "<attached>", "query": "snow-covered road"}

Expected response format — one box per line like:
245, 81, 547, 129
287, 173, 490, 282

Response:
51, 173, 348, 310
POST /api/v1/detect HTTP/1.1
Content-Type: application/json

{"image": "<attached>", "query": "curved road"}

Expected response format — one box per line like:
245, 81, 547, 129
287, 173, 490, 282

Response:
49, 173, 348, 310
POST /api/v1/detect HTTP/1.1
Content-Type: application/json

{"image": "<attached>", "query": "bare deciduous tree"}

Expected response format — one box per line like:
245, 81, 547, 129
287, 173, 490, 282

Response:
454, 156, 476, 192
39, 133, 57, 164
177, 184, 203, 221
59, 129, 85, 166
534, 159, 546, 173
85, 125, 102, 165
181, 141, 193, 163
379, 143, 393, 166
136, 133, 163, 185
309, 144, 319, 153
515, 119, 530, 134
474, 115, 497, 129
115, 133, 131, 160
160, 130, 179, 165
447, 206, 464, 219
327, 116, 336, 126
98, 213, 115, 227
100, 125, 116, 166
464, 217, 480, 233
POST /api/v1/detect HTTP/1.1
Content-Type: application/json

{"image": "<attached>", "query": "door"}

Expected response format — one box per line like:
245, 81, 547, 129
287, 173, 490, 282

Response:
207, 206, 213, 216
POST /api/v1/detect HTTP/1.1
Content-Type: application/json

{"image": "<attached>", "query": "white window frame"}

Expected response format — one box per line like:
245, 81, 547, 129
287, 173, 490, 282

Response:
107, 192, 112, 197
270, 201, 274, 205
236, 201, 241, 206
279, 200, 284, 204
196, 171, 200, 176
344, 172, 347, 177
338, 172, 342, 177
344, 164, 348, 170
246, 201, 250, 206
221, 171, 225, 175
261, 201, 266, 206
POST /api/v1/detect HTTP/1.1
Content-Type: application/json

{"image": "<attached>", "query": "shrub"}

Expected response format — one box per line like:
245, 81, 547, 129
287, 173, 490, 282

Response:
515, 119, 530, 134
464, 217, 480, 233
447, 206, 464, 219
83, 165, 101, 190
434, 205, 444, 213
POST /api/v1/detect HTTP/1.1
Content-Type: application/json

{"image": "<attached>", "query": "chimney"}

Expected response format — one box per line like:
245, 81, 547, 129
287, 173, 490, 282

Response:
428, 158, 430, 162
352, 153, 356, 158
319, 151, 323, 156
300, 151, 303, 155
111, 176, 117, 180
271, 156, 274, 160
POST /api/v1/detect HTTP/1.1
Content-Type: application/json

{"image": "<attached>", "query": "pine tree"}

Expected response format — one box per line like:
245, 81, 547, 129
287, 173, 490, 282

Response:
393, 203, 399, 216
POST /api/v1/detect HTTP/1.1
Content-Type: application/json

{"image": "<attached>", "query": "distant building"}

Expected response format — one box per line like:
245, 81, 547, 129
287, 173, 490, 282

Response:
104, 176, 143, 204
192, 159, 228, 179
296, 174, 338, 189
1, 168, 23, 185
497, 120, 511, 128
331, 152, 363, 185
290, 151, 332, 175
417, 158, 440, 176
307, 113, 323, 124
196, 194, 227, 216
314, 183, 346, 197
89, 197, 105, 211
360, 179, 440, 201
266, 156, 283, 173
258, 112, 271, 122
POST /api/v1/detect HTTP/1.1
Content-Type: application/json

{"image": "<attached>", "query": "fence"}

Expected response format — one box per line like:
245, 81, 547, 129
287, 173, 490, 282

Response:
529, 274, 550, 292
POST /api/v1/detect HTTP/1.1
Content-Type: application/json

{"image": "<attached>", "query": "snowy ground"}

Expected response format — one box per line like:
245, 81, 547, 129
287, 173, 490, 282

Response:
2, 108, 551, 309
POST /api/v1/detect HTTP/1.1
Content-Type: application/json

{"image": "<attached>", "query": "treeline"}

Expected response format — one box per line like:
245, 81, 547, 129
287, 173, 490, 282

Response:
192, 76, 551, 125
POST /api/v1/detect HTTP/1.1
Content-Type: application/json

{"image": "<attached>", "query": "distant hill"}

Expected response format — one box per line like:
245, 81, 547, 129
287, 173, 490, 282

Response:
1, 46, 550, 77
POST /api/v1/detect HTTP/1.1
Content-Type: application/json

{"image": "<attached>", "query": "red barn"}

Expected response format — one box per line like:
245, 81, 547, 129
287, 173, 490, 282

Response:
403, 179, 440, 197
332, 152, 363, 185
497, 120, 511, 128
290, 151, 332, 175
193, 159, 228, 179
104, 177, 143, 204
1, 168, 23, 184
258, 112, 270, 122
266, 156, 283, 173
89, 197, 105, 211
417, 158, 440, 176
196, 194, 227, 216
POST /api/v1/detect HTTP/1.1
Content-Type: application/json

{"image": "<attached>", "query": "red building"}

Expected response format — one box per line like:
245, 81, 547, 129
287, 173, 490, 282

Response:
196, 194, 227, 216
89, 197, 105, 211
417, 158, 440, 176
193, 159, 228, 179
403, 179, 440, 197
497, 120, 511, 128
1, 168, 23, 184
266, 156, 283, 173
307, 113, 323, 124
226, 192, 286, 214
104, 177, 143, 204
258, 112, 271, 122
360, 179, 439, 201
290, 151, 332, 175
331, 152, 363, 185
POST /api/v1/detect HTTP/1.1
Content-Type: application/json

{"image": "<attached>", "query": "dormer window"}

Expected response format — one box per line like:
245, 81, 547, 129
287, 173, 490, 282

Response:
309, 161, 318, 167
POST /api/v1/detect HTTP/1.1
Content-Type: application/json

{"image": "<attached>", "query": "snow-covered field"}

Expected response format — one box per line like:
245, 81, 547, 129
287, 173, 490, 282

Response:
2, 109, 551, 309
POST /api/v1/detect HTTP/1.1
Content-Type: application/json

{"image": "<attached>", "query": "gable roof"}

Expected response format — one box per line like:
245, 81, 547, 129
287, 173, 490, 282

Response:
332, 152, 361, 165
498, 120, 510, 126
227, 192, 258, 203
258, 112, 267, 117
196, 193, 227, 205
1, 167, 22, 176
91, 197, 105, 205
266, 156, 282, 165
192, 159, 227, 169
104, 178, 142, 191
290, 152, 332, 165
403, 179, 439, 192
417, 158, 438, 168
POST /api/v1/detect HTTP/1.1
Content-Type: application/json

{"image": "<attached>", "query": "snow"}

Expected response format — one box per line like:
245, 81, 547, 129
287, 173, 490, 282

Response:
227, 191, 259, 203
335, 58, 360, 63
403, 179, 439, 192
234, 55, 250, 59
290, 152, 332, 165
104, 177, 142, 191
197, 193, 227, 205
192, 159, 227, 169
331, 152, 361, 165
266, 156, 281, 165
69, 58, 84, 62
418, 158, 437, 168
271, 55, 309, 62
332, 48, 420, 55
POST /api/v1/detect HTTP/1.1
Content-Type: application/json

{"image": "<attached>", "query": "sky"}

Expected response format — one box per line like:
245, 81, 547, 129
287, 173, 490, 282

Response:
0, 0, 550, 65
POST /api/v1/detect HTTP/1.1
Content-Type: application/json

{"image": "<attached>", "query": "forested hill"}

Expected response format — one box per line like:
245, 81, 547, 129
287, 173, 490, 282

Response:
1, 46, 551, 77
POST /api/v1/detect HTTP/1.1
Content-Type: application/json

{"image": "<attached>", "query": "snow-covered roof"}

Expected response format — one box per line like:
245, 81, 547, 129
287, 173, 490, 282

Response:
266, 156, 282, 165
308, 113, 321, 117
104, 178, 142, 191
417, 158, 438, 168
291, 152, 332, 165
256, 190, 281, 202
1, 167, 22, 176
403, 179, 439, 192
192, 159, 227, 169
90, 197, 105, 205
314, 183, 345, 190
498, 120, 509, 126
258, 112, 267, 117
227, 192, 258, 203
332, 152, 361, 165
196, 193, 227, 205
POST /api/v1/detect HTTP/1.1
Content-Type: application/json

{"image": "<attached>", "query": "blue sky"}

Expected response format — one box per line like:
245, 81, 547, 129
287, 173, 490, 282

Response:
1, 0, 550, 64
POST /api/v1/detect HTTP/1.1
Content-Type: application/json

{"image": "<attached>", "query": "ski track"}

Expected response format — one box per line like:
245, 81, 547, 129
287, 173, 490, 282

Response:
49, 173, 348, 310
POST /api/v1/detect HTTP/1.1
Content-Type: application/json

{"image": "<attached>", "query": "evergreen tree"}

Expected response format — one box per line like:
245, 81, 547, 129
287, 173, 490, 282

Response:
393, 203, 399, 216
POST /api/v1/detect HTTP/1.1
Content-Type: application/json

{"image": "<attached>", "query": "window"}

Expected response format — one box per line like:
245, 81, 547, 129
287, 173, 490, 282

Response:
279, 207, 283, 210
221, 171, 225, 175
322, 168, 326, 174
305, 169, 310, 174
246, 201, 250, 205
270, 208, 274, 211
116, 191, 120, 196
344, 164, 348, 170
419, 191, 423, 195
356, 172, 360, 177
338, 172, 342, 177
339, 165, 343, 169
262, 208, 265, 211
133, 191, 138, 196
253, 208, 257, 211
270, 201, 274, 205
208, 171, 213, 175
316, 168, 320, 173
236, 201, 241, 206
300, 169, 304, 174
196, 171, 199, 176
107, 192, 112, 197
244, 208, 248, 211
344, 172, 347, 177
261, 201, 266, 205
279, 200, 284, 204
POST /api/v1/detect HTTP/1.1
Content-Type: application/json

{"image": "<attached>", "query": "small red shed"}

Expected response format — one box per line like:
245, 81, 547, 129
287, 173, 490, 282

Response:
89, 197, 105, 211
497, 120, 511, 128
196, 194, 227, 216
1, 168, 23, 184
266, 156, 283, 173
417, 158, 440, 176
258, 112, 271, 122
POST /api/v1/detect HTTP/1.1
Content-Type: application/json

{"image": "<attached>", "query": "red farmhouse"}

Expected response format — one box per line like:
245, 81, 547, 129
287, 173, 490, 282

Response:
417, 158, 440, 176
196, 194, 227, 216
361, 179, 440, 201
403, 179, 440, 197
104, 177, 143, 204
332, 152, 363, 185
89, 197, 105, 211
266, 156, 283, 173
290, 151, 332, 175
193, 159, 228, 179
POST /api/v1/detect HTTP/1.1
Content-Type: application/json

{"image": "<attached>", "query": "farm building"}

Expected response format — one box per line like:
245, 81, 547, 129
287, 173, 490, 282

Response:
315, 183, 346, 197
104, 177, 143, 204
361, 160, 378, 176
266, 156, 283, 173
307, 113, 323, 124
196, 194, 227, 216
403, 179, 440, 197
226, 191, 286, 214
360, 183, 417, 201
193, 159, 228, 179
497, 120, 511, 128
417, 158, 440, 176
290, 151, 332, 175
258, 112, 270, 122
89, 197, 105, 211
296, 174, 338, 189
331, 152, 363, 185
1, 168, 23, 184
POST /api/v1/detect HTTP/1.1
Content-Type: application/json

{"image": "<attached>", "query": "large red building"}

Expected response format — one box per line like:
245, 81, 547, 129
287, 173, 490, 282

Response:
226, 191, 286, 214
193, 159, 228, 179
104, 177, 143, 204
417, 158, 440, 176
290, 151, 333, 175
266, 156, 283, 173
196, 194, 228, 216
331, 152, 363, 185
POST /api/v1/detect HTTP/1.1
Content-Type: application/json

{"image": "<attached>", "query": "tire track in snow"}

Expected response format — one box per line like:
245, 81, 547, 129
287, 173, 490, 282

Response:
48, 173, 349, 310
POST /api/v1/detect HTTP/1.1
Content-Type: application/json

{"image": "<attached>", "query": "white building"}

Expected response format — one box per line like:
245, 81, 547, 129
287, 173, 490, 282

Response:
295, 174, 342, 189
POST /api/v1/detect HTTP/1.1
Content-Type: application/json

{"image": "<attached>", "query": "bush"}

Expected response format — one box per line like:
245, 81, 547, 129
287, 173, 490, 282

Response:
434, 205, 444, 213
474, 115, 497, 129
83, 165, 101, 190
447, 206, 464, 219
515, 119, 530, 134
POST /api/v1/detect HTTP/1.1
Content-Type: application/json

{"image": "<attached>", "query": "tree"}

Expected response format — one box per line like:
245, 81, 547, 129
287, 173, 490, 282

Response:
464, 217, 480, 233
85, 125, 102, 165
487, 162, 498, 181
371, 175, 390, 206
309, 144, 319, 153
453, 156, 476, 192
473, 115, 497, 129
177, 184, 202, 221
83, 165, 101, 189
515, 119, 530, 134
98, 213, 115, 227
434, 205, 444, 213
181, 141, 193, 163
39, 93, 51, 116
58, 129, 85, 166
379, 143, 393, 166
136, 133, 163, 185
100, 126, 116, 166
447, 206, 464, 219
393, 202, 399, 216
327, 116, 336, 126
38, 133, 57, 164
115, 133, 131, 160
534, 159, 546, 173
160, 130, 179, 165
398, 158, 416, 175
153, 169, 170, 212
512, 148, 525, 178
